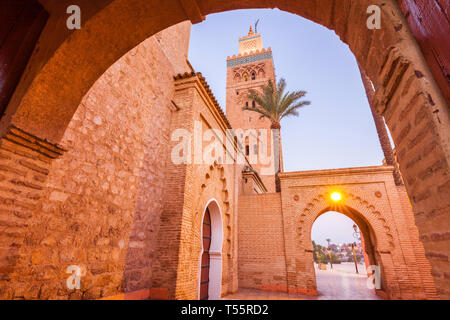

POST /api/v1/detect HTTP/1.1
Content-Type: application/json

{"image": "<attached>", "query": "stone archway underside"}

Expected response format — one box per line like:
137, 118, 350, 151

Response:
0, 0, 449, 298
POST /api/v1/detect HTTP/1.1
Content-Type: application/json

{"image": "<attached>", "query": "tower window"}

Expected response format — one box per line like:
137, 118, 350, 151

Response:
236, 91, 239, 95
243, 73, 248, 81
245, 145, 250, 156
252, 100, 256, 108
251, 72, 256, 80
245, 101, 249, 108
254, 145, 258, 154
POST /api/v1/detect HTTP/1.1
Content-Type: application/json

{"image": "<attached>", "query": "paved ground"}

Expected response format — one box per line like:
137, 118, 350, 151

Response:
224, 263, 382, 300
315, 263, 382, 300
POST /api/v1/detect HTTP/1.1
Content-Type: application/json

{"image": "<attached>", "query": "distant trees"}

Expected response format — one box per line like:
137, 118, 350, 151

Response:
313, 241, 327, 264
312, 241, 341, 264
347, 254, 362, 263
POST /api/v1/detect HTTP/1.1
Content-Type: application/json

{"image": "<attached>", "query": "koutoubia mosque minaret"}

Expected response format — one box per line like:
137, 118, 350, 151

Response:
226, 26, 280, 192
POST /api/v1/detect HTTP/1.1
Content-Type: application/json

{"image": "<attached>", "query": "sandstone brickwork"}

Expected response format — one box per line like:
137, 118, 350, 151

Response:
151, 72, 244, 299
238, 193, 288, 291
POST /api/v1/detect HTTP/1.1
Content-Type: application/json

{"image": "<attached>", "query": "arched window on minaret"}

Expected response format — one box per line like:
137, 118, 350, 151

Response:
245, 137, 250, 156
252, 100, 256, 108
258, 69, 265, 78
243, 73, 248, 81
245, 101, 249, 108
251, 72, 256, 80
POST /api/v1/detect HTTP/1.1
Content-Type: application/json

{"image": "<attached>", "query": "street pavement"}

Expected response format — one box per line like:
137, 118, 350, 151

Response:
224, 262, 382, 300
315, 262, 382, 300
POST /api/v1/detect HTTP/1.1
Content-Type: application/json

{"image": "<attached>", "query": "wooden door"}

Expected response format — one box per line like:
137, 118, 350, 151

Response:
0, 0, 48, 118
200, 208, 211, 300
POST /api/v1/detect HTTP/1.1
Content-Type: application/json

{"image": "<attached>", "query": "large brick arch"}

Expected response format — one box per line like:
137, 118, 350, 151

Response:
0, 0, 449, 298
278, 167, 438, 299
2, 0, 445, 144
298, 191, 395, 253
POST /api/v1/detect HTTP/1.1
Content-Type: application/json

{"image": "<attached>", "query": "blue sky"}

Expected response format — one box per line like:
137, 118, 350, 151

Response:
188, 9, 386, 245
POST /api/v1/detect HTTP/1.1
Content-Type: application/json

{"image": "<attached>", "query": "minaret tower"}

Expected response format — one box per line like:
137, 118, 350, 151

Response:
226, 26, 277, 192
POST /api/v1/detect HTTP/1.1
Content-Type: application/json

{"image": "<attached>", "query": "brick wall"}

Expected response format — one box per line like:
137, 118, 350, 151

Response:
238, 193, 288, 291
396, 0, 450, 105
152, 73, 243, 299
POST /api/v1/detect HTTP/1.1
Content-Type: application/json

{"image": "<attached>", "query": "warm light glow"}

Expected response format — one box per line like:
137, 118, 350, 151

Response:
330, 192, 342, 201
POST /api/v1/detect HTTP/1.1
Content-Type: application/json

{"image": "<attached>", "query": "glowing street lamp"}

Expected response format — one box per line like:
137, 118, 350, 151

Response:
330, 192, 342, 202
353, 223, 361, 241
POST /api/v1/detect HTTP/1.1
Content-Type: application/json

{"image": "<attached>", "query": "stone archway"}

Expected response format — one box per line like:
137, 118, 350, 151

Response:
310, 209, 387, 298
278, 167, 438, 299
303, 199, 395, 298
0, 0, 448, 298
296, 192, 401, 298
3, 0, 447, 146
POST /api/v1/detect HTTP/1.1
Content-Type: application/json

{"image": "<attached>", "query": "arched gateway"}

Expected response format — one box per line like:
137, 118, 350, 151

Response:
238, 166, 437, 299
0, 0, 448, 299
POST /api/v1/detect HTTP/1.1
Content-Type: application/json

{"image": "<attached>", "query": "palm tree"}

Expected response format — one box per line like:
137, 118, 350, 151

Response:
243, 78, 310, 192
358, 67, 403, 186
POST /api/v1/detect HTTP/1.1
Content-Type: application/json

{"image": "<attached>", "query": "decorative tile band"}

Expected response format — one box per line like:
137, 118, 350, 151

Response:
239, 35, 261, 42
227, 51, 273, 67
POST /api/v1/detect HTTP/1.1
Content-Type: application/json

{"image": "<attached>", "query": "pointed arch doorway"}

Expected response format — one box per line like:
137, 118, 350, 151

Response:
200, 208, 211, 300
198, 199, 223, 300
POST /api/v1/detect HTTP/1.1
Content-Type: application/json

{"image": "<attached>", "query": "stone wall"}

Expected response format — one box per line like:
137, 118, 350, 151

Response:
0, 21, 192, 299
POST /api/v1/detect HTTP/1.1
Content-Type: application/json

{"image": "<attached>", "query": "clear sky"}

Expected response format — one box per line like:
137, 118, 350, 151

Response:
311, 212, 358, 246
187, 9, 386, 245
